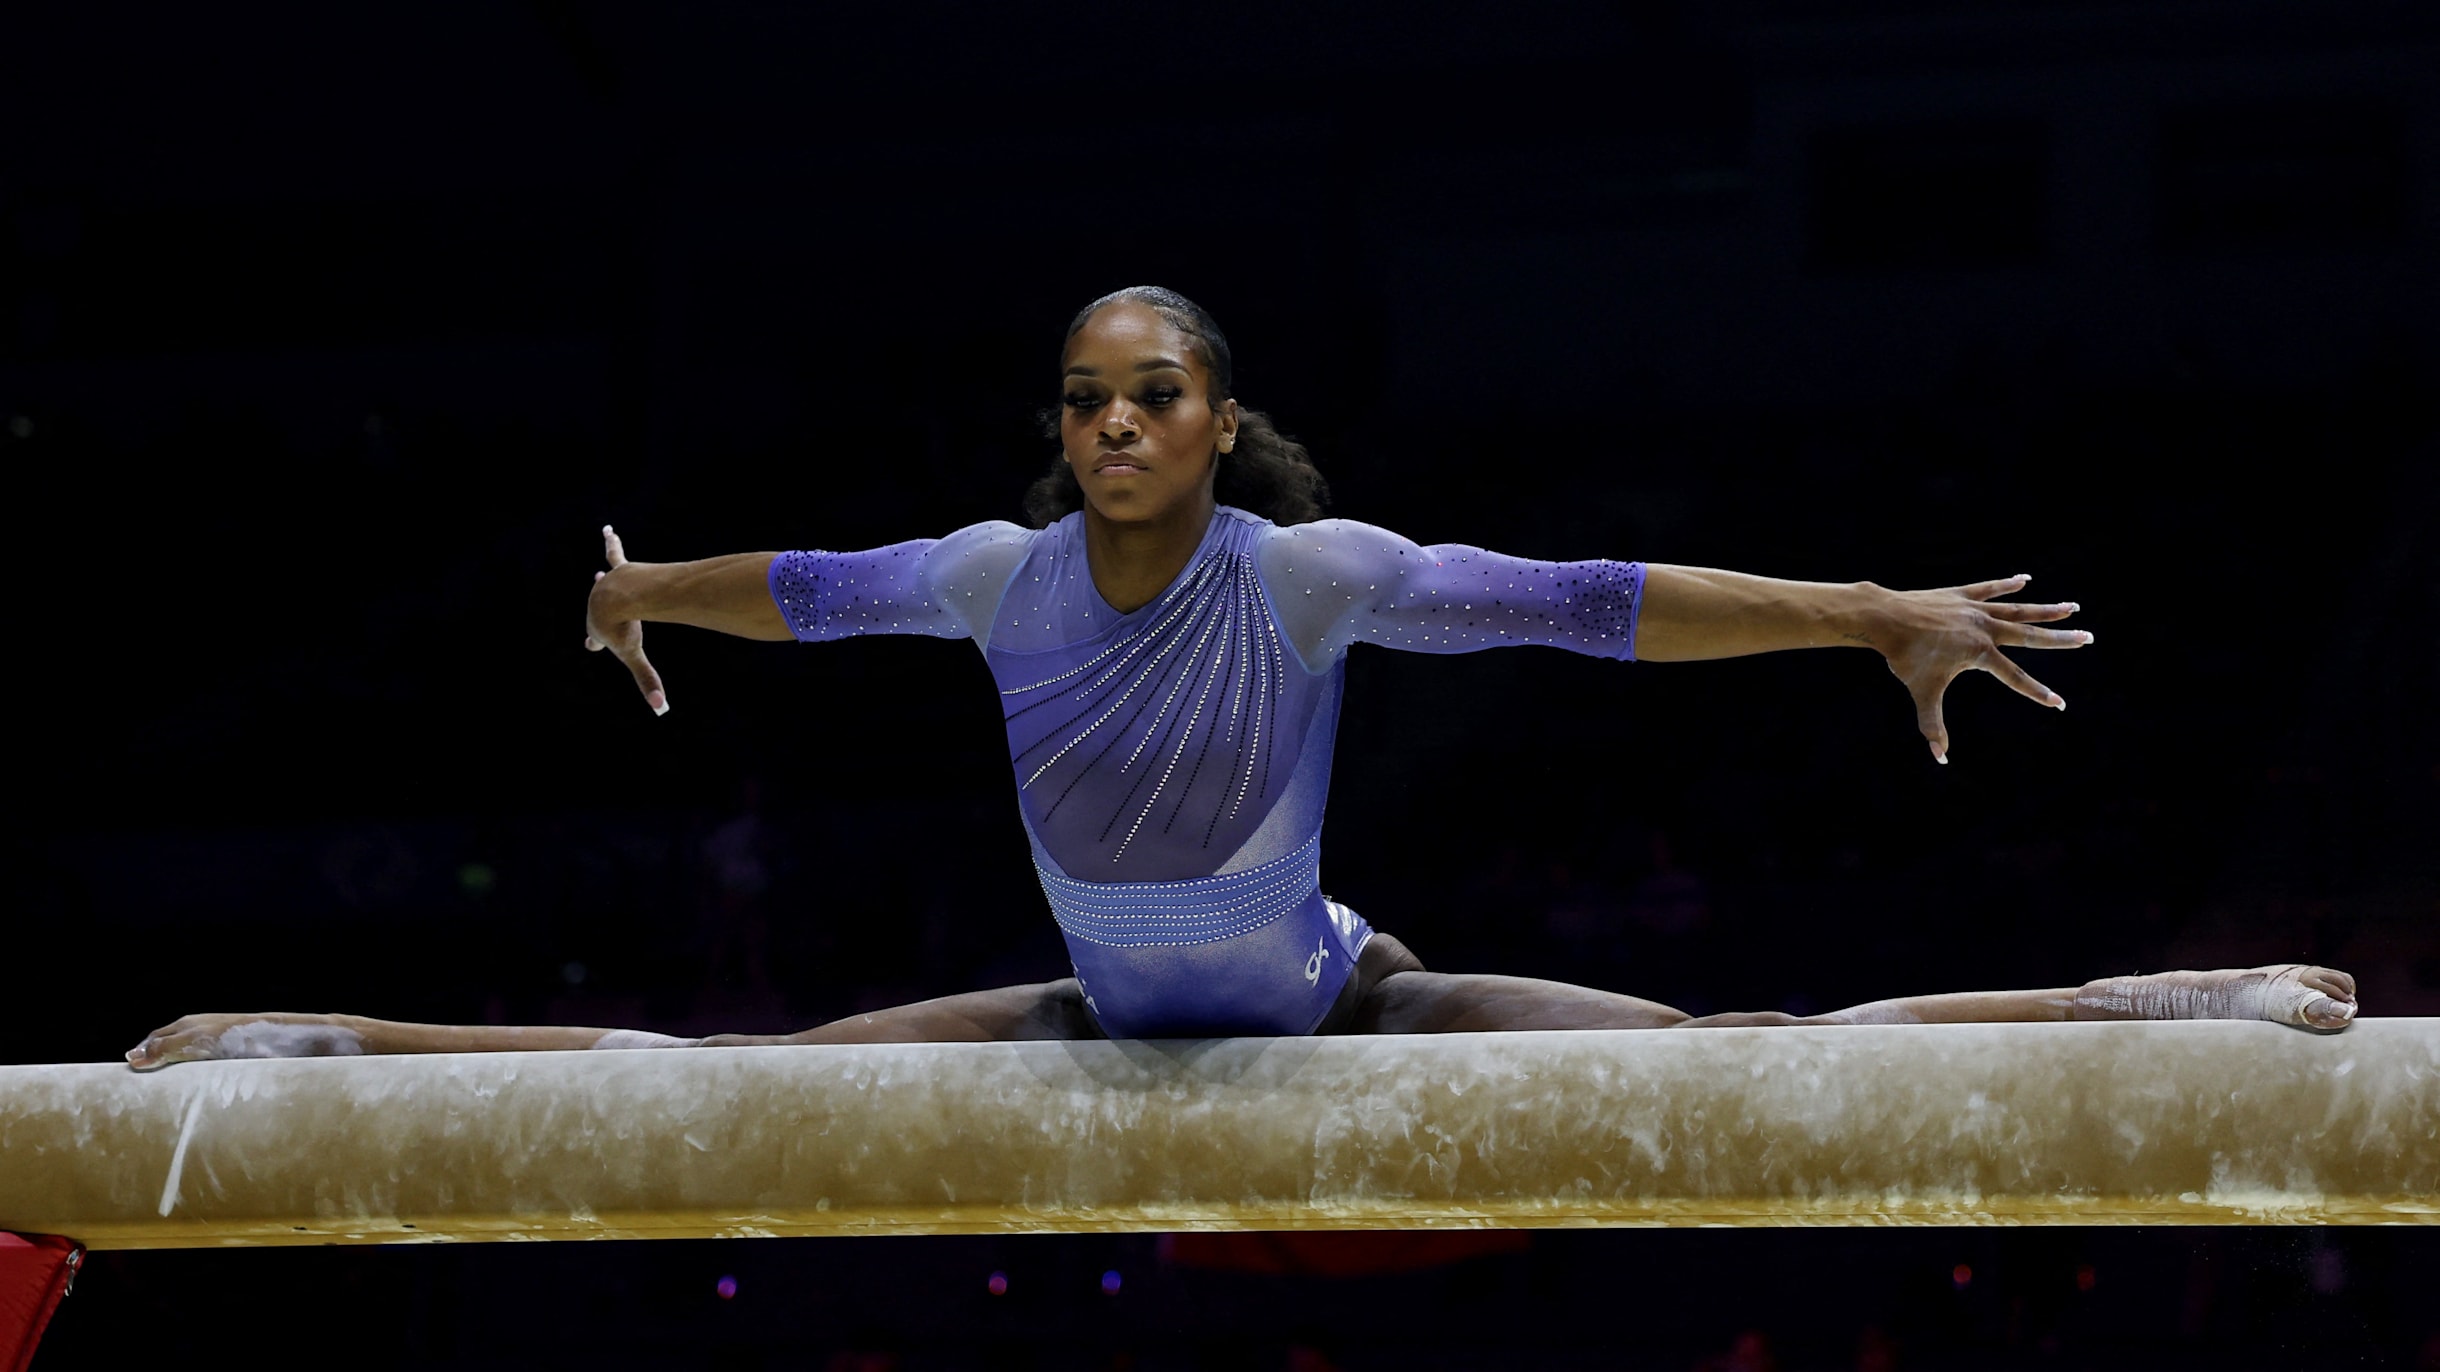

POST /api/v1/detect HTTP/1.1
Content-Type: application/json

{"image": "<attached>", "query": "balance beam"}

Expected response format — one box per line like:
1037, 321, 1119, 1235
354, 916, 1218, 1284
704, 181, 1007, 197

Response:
4, 1020, 2434, 1248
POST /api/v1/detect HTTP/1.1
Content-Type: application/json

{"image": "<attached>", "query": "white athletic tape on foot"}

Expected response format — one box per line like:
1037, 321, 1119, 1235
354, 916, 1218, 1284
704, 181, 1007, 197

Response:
2083, 965, 2345, 1026
215, 1022, 367, 1060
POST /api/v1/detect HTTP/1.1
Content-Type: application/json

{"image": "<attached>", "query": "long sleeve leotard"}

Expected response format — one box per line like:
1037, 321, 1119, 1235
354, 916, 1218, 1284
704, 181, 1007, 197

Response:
769, 505, 1645, 1037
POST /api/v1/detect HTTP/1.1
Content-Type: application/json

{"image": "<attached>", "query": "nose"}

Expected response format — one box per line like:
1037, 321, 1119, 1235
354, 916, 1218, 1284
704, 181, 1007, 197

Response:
1098, 406, 1139, 445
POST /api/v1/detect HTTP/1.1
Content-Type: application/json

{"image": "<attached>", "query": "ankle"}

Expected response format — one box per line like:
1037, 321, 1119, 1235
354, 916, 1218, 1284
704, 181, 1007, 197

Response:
2072, 972, 2199, 1021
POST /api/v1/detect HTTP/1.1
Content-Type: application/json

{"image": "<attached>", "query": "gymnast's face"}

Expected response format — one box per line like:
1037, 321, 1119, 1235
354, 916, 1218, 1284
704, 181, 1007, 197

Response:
1059, 301, 1239, 527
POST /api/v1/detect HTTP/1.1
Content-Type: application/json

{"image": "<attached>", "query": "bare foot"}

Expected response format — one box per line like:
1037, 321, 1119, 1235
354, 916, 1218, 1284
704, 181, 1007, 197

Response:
2076, 965, 2359, 1030
126, 1013, 364, 1071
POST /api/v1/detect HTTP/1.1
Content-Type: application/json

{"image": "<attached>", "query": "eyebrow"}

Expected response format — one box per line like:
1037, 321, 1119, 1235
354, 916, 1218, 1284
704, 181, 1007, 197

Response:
1063, 357, 1190, 378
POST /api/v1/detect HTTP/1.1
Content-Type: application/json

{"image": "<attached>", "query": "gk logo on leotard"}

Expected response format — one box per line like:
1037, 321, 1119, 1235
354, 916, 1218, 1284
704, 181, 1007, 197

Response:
1304, 939, 1330, 985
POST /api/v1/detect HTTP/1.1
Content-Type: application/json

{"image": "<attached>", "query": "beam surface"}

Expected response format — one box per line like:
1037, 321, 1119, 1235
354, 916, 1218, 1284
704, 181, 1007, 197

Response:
4, 1020, 2435, 1248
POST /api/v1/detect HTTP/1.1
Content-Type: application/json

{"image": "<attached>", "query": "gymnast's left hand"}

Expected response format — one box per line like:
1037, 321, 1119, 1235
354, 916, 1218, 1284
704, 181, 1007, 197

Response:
585, 524, 670, 716
1873, 573, 2090, 764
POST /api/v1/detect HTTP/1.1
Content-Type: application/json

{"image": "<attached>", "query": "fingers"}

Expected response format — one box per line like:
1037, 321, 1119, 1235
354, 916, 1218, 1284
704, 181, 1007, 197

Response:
1960, 573, 2033, 601
1979, 600, 2080, 624
1957, 578, 2096, 647
1977, 650, 2066, 711
1998, 623, 2095, 650
1894, 578, 2091, 762
587, 530, 665, 714
586, 570, 609, 651
1909, 645, 2085, 763
1959, 577, 2097, 646
626, 647, 669, 716
1912, 680, 1951, 765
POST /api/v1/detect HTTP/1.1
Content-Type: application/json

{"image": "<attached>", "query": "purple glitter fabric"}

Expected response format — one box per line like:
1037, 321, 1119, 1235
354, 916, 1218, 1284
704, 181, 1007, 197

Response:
769, 507, 1645, 1036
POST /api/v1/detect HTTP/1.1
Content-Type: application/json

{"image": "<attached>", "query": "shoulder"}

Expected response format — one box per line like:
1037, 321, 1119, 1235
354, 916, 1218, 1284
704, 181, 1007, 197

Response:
934, 518, 1038, 555
921, 519, 1038, 595
1254, 516, 1414, 569
1252, 519, 1437, 625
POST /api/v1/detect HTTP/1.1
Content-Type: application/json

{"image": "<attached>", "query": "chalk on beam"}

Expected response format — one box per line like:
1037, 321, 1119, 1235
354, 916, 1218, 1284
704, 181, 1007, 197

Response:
2, 1019, 2434, 1248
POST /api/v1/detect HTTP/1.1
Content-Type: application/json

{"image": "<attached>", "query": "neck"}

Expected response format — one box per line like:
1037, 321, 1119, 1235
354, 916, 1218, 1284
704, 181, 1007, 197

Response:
1081, 490, 1217, 613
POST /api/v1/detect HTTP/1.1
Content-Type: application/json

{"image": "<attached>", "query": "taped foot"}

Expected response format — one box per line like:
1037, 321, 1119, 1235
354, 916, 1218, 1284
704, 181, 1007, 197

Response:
2076, 965, 2359, 1030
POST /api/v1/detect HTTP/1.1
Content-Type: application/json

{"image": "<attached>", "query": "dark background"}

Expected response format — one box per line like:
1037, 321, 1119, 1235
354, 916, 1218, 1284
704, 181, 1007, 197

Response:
6, 0, 2435, 1367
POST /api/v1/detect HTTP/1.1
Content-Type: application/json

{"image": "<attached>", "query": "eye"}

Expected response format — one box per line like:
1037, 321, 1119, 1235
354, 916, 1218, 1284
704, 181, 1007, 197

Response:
1063, 392, 1101, 410
1144, 386, 1181, 406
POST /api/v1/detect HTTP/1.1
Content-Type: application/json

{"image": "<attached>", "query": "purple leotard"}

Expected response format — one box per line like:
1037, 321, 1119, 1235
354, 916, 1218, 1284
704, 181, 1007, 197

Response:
770, 506, 1645, 1037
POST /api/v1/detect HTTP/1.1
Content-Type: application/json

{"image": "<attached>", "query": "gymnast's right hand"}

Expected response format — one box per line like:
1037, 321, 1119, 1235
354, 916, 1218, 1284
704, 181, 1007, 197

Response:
125, 1013, 364, 1071
585, 523, 670, 716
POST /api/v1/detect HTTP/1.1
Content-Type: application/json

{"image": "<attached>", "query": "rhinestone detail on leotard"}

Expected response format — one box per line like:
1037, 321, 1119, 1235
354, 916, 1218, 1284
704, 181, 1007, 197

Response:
1036, 833, 1321, 947
998, 543, 1289, 863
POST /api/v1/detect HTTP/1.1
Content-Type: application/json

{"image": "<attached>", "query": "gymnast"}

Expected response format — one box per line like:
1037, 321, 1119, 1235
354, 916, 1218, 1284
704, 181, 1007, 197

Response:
127, 286, 2357, 1070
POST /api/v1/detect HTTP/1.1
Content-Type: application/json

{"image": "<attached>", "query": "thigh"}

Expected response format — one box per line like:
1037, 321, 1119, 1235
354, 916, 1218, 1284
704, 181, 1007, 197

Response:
795, 979, 1101, 1044
1351, 969, 1690, 1033
1313, 933, 1428, 1034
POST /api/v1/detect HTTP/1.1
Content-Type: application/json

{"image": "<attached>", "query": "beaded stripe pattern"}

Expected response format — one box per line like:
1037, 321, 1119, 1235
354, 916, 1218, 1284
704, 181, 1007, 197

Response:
998, 542, 1288, 864
1036, 834, 1321, 947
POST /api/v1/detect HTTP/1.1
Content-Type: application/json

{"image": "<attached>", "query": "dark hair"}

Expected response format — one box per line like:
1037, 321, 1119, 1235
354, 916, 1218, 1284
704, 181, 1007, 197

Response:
1023, 286, 1328, 528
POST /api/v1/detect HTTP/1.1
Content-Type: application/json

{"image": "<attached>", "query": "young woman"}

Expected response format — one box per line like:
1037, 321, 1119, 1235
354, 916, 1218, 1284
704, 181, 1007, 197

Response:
127, 287, 2356, 1068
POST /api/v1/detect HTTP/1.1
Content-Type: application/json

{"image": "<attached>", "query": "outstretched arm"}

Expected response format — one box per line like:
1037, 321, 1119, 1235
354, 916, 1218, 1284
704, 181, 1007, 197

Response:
1257, 523, 2089, 764
583, 521, 1037, 715
1636, 567, 2090, 763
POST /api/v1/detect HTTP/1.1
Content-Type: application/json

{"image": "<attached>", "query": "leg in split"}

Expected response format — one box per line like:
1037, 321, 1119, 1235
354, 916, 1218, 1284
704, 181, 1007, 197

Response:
700, 980, 1100, 1045
1715, 964, 2358, 1030
126, 980, 1104, 1068
124, 955, 2358, 1067
1345, 939, 2360, 1035
1339, 935, 1693, 1033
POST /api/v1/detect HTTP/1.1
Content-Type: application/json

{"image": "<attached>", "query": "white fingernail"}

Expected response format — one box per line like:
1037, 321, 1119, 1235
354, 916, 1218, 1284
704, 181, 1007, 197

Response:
653, 702, 670, 717
1935, 752, 1949, 765
2081, 631, 2096, 644
602, 524, 614, 535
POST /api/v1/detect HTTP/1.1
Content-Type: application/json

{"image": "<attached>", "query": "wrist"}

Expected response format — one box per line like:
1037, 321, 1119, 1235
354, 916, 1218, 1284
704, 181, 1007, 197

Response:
592, 563, 662, 623
1824, 581, 1893, 649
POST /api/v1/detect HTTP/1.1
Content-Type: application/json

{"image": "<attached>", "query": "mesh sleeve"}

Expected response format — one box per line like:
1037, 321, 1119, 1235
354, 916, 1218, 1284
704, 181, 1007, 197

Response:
1255, 519, 1644, 671
768, 520, 1032, 646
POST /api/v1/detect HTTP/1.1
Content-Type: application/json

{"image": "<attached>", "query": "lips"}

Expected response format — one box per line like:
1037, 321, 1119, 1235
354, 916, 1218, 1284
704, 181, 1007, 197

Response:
1093, 454, 1148, 474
